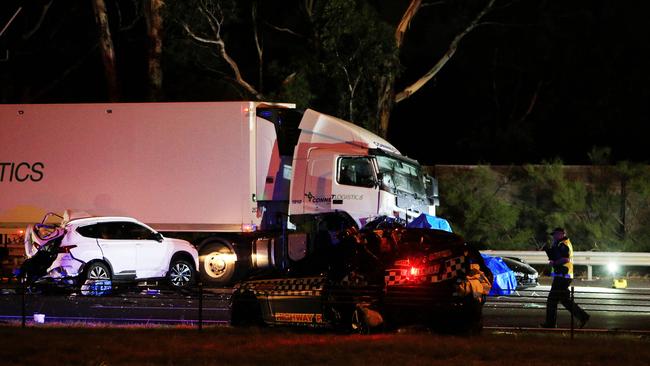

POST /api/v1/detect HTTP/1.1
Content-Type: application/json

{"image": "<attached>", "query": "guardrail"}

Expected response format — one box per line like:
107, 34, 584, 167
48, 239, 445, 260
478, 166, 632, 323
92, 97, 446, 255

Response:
482, 250, 650, 280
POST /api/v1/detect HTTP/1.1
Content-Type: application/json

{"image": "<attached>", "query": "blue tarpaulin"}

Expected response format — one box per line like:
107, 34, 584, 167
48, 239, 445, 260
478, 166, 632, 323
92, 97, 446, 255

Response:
481, 254, 517, 296
407, 214, 453, 232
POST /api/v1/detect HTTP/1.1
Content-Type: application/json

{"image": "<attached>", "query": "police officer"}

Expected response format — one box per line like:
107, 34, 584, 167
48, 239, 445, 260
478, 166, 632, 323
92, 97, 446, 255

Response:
541, 227, 590, 328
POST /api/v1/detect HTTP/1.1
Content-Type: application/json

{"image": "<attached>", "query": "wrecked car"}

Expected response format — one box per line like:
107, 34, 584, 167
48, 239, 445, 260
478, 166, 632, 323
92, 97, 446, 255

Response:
17, 210, 199, 294
231, 213, 493, 333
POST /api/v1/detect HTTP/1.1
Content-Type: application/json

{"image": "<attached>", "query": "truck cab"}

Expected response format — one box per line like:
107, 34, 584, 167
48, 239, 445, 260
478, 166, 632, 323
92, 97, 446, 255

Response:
288, 110, 438, 227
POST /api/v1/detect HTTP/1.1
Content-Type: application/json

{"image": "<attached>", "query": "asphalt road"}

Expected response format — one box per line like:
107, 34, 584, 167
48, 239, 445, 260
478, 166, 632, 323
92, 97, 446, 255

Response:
1, 280, 649, 332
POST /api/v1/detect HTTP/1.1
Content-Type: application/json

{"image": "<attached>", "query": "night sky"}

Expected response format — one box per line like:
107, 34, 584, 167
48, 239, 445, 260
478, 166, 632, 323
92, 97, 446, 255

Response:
388, 1, 650, 165
2, 1, 649, 166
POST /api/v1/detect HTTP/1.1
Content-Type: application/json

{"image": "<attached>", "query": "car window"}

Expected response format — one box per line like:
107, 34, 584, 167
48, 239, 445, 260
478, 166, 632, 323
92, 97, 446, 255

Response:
93, 222, 155, 240
120, 222, 155, 240
76, 224, 101, 239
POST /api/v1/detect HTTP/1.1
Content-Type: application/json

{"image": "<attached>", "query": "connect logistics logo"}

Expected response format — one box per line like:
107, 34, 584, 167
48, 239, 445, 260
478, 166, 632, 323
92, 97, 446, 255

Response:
0, 162, 45, 182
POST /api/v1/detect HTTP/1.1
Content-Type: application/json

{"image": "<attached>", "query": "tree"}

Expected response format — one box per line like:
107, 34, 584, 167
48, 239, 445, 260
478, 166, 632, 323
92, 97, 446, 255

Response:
514, 161, 593, 249
144, 0, 164, 101
309, 0, 397, 127
92, 0, 119, 101
374, 0, 498, 138
614, 162, 650, 251
439, 165, 523, 249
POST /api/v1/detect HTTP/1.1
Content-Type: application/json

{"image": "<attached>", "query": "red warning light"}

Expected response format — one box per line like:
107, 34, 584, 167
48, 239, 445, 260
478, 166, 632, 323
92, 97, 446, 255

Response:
409, 266, 420, 276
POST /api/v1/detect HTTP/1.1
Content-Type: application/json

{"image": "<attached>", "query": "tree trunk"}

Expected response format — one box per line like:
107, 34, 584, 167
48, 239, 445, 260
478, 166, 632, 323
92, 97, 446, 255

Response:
91, 0, 119, 101
377, 71, 395, 139
376, 0, 421, 139
144, 0, 164, 101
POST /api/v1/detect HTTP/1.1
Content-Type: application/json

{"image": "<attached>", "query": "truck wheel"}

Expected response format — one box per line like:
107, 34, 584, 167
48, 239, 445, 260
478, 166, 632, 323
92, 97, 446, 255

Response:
168, 259, 196, 289
199, 242, 236, 286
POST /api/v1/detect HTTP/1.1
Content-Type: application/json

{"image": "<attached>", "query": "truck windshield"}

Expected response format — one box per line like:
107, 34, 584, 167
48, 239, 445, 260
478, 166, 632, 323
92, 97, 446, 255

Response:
375, 155, 426, 197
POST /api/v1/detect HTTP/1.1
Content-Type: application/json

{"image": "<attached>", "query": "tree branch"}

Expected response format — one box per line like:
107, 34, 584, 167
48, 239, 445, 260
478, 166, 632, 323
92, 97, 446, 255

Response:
182, 2, 262, 99
1, 7, 22, 38
395, 0, 497, 103
252, 2, 263, 93
264, 21, 305, 38
23, 1, 54, 40
395, 0, 421, 48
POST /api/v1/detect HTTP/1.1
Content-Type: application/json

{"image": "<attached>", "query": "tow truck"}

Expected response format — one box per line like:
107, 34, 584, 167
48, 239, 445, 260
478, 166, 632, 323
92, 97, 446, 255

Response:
231, 212, 493, 333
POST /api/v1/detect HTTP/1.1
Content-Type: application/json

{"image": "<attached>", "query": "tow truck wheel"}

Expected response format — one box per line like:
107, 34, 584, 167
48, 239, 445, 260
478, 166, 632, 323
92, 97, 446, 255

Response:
199, 242, 236, 286
350, 307, 370, 335
231, 291, 263, 327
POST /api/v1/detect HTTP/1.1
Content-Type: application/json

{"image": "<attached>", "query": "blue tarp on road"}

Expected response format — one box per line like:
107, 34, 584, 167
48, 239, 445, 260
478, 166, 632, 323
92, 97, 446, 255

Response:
481, 254, 517, 296
407, 213, 453, 232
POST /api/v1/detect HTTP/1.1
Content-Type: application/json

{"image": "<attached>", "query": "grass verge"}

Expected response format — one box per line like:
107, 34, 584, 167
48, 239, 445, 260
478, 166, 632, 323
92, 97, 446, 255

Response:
1, 323, 649, 365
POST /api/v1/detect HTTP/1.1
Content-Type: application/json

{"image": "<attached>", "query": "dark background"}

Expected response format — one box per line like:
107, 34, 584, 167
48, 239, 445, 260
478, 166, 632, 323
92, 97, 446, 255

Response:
388, 0, 650, 165
1, 1, 649, 166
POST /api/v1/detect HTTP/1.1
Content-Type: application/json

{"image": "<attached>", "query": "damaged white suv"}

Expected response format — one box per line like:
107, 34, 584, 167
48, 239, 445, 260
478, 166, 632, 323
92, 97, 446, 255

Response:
21, 211, 198, 293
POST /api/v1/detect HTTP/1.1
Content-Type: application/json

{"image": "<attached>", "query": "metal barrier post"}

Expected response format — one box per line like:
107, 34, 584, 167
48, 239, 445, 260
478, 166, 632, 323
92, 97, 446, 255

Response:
198, 282, 203, 332
570, 286, 575, 340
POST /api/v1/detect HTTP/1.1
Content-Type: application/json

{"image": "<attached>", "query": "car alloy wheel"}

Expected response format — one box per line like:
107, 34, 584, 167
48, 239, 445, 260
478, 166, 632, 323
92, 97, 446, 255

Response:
87, 263, 110, 280
169, 260, 194, 287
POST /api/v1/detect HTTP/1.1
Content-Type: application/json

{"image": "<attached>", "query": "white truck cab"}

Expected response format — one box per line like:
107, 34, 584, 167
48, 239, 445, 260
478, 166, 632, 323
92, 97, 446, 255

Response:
289, 109, 438, 227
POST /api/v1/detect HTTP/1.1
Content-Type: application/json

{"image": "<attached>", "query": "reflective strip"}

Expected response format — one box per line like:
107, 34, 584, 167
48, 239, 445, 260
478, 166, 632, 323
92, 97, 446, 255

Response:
238, 276, 325, 296
385, 269, 409, 286
384, 256, 467, 286
430, 256, 465, 283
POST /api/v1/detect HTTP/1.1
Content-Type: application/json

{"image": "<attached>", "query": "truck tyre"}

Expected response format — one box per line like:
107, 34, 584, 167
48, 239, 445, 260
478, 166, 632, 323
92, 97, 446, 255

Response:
199, 242, 236, 286
168, 259, 196, 289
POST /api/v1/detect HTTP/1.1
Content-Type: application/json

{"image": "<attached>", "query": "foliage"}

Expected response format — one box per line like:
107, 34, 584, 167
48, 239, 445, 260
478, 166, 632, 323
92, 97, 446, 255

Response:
161, 0, 397, 130
309, 0, 398, 129
439, 162, 650, 252
439, 166, 522, 249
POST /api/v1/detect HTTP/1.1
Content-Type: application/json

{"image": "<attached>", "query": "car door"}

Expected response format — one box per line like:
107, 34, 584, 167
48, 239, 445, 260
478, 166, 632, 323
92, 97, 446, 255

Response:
119, 222, 169, 279
95, 222, 137, 280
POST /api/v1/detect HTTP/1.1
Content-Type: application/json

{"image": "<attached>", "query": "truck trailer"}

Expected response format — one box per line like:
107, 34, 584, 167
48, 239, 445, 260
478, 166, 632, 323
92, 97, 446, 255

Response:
0, 102, 438, 285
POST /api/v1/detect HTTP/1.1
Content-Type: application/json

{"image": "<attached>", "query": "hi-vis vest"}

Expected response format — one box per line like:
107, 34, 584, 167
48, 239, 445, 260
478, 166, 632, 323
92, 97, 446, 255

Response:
551, 238, 574, 279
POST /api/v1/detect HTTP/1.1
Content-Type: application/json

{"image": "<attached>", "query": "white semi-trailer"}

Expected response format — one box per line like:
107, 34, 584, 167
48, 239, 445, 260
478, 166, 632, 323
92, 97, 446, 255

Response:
0, 102, 438, 285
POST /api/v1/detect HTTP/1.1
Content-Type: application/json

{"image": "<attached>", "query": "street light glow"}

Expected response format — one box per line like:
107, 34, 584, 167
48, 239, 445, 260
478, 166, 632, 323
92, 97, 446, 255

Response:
607, 262, 619, 274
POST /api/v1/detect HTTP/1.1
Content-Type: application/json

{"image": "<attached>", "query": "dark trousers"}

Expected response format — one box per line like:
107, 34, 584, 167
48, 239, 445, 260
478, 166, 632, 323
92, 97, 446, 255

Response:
545, 276, 589, 326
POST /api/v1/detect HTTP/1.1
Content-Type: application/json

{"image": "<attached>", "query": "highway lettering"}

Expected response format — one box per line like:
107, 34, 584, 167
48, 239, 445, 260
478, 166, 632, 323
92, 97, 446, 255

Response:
274, 312, 323, 323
